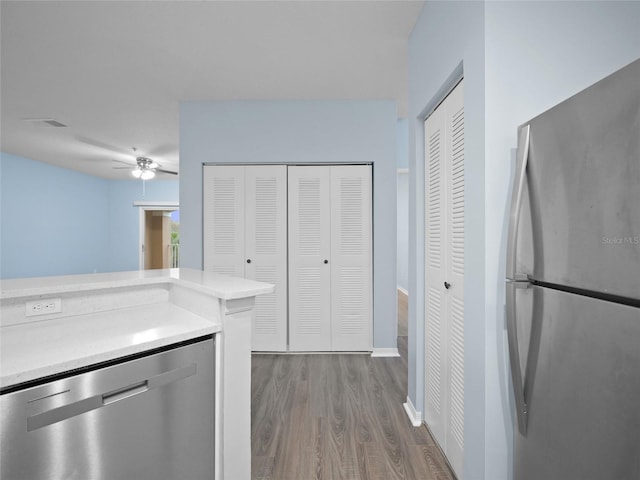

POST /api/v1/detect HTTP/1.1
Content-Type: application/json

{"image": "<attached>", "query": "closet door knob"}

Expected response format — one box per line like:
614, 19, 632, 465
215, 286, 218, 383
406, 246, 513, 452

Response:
324, 259, 329, 264
444, 281, 451, 290
246, 259, 252, 264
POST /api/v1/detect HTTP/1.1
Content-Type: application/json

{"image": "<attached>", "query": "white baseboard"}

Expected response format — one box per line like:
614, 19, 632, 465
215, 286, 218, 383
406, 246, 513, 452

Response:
403, 396, 422, 427
371, 348, 400, 357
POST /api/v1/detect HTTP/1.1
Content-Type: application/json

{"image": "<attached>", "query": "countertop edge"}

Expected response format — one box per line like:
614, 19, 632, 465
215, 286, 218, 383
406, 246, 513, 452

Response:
0, 268, 274, 301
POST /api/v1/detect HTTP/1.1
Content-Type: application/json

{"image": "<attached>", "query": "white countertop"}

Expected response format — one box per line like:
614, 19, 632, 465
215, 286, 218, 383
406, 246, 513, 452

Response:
0, 268, 274, 300
0, 302, 219, 389
0, 269, 274, 390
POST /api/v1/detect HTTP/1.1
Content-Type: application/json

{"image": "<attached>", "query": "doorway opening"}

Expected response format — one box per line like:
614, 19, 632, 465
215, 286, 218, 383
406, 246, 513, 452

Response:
138, 206, 180, 270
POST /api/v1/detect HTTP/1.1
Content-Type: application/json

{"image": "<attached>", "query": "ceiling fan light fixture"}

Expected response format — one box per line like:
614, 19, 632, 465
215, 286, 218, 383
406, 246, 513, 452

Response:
140, 169, 155, 180
114, 152, 173, 179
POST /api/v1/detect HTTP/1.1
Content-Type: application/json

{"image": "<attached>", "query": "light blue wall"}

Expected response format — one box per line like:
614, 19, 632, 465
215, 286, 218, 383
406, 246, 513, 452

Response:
396, 118, 409, 169
180, 100, 398, 349
1, 152, 110, 278
408, 2, 486, 478
0, 152, 179, 278
408, 1, 640, 479
397, 118, 409, 292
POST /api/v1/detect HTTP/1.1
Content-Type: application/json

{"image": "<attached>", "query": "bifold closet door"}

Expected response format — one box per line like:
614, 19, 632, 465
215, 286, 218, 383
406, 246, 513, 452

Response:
288, 166, 332, 351
424, 79, 464, 479
330, 165, 372, 351
289, 165, 372, 352
203, 165, 288, 351
245, 166, 288, 351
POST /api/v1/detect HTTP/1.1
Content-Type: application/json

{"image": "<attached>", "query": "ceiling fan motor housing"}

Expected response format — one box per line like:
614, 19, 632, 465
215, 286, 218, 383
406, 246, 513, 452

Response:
136, 157, 157, 169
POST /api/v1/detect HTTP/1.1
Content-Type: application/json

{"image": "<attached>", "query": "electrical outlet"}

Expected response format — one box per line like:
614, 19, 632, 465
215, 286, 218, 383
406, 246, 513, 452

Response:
26, 298, 62, 317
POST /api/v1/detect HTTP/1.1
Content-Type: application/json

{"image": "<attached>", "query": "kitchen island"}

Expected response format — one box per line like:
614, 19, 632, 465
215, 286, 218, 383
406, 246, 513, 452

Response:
0, 268, 273, 480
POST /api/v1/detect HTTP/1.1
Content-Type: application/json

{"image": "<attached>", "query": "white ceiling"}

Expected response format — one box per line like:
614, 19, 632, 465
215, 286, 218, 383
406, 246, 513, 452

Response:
1, 0, 423, 179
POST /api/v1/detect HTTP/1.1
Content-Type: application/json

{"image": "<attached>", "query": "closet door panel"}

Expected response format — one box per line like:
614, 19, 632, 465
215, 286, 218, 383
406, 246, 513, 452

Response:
445, 81, 465, 477
424, 104, 448, 448
330, 165, 372, 351
203, 166, 245, 277
288, 166, 332, 351
424, 79, 465, 479
245, 166, 288, 351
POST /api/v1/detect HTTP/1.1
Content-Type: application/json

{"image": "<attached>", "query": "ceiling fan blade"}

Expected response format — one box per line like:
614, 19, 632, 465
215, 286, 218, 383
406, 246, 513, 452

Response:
147, 144, 177, 158
113, 166, 133, 169
112, 159, 136, 166
157, 168, 178, 175
75, 135, 128, 155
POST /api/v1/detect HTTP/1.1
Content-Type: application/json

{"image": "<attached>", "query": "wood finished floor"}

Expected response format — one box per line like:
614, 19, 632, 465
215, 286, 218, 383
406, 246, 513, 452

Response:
251, 292, 454, 480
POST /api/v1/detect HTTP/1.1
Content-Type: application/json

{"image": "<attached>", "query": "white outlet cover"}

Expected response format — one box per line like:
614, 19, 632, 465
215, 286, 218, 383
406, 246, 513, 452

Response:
26, 298, 62, 317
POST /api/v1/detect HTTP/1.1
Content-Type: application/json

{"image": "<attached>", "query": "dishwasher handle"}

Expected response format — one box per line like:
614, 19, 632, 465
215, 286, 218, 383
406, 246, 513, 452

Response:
102, 380, 148, 405
27, 363, 197, 432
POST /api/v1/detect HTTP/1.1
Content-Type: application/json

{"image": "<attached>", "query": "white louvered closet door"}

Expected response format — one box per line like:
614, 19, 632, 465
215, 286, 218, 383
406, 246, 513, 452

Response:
445, 80, 465, 478
330, 165, 372, 351
245, 166, 288, 351
424, 79, 465, 479
203, 166, 245, 277
424, 99, 447, 449
288, 166, 332, 351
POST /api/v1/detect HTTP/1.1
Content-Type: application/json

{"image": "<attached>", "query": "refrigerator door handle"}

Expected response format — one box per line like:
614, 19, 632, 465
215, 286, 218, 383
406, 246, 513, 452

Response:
506, 124, 530, 280
506, 280, 529, 435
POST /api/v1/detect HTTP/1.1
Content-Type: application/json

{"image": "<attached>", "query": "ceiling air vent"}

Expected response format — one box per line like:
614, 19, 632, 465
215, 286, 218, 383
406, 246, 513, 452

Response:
41, 119, 67, 127
23, 118, 68, 128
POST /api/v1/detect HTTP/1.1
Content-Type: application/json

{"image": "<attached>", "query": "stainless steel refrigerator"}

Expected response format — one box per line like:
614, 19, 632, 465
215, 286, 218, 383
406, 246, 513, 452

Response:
506, 58, 640, 480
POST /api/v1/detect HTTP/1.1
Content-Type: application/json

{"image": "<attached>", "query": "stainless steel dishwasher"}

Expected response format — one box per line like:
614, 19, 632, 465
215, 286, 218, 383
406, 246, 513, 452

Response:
0, 336, 215, 480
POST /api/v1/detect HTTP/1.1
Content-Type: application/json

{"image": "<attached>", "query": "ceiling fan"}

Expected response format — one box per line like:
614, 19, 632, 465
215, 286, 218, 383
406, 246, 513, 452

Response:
112, 148, 178, 179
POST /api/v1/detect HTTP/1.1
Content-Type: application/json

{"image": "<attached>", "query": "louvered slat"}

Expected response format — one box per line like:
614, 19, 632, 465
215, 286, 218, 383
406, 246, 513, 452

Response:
254, 178, 278, 255
338, 266, 365, 334
297, 266, 323, 335
203, 166, 244, 276
212, 266, 237, 276
253, 265, 278, 335
450, 107, 465, 276
212, 178, 238, 254
339, 177, 364, 255
426, 287, 443, 416
298, 178, 322, 256
427, 130, 442, 269
449, 297, 465, 450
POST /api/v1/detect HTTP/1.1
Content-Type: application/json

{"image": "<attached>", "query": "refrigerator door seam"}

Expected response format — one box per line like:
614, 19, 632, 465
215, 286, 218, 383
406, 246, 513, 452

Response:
531, 280, 640, 309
